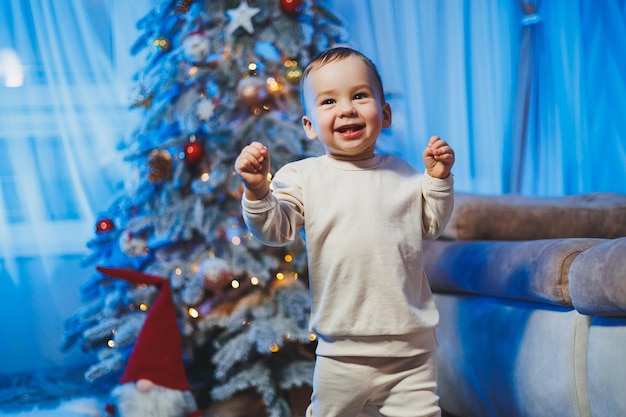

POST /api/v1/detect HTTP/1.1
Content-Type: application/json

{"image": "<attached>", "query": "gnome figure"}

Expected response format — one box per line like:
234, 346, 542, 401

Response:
97, 266, 201, 417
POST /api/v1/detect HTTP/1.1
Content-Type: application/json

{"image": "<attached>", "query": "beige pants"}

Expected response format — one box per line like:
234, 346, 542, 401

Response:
305, 351, 441, 417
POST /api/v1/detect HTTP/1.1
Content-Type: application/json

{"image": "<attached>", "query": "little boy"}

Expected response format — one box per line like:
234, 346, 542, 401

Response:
235, 47, 455, 417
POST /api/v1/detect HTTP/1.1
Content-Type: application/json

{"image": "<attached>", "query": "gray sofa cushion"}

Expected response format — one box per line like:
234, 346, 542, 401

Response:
442, 192, 626, 241
424, 238, 605, 306
435, 293, 591, 417
569, 237, 626, 316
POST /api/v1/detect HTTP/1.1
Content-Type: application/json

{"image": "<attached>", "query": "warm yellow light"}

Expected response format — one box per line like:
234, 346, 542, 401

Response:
293, 273, 299, 279
284, 332, 292, 340
276, 272, 285, 280
174, 268, 182, 275
250, 276, 259, 285
107, 339, 115, 348
248, 63, 258, 72
287, 69, 301, 79
269, 343, 280, 352
267, 77, 281, 93
309, 333, 317, 342
231, 280, 240, 289
139, 303, 148, 311
188, 66, 198, 76
231, 236, 241, 245
201, 173, 210, 181
188, 307, 199, 318
284, 254, 293, 262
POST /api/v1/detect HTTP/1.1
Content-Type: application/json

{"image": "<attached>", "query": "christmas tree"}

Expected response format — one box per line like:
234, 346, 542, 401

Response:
61, 1, 348, 415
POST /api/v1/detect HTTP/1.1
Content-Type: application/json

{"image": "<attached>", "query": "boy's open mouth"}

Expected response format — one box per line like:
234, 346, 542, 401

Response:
336, 124, 365, 134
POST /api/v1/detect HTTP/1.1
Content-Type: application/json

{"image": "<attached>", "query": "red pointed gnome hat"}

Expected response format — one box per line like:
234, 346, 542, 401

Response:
97, 266, 191, 391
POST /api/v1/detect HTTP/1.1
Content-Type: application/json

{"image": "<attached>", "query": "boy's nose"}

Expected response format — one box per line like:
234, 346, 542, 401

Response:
339, 101, 357, 116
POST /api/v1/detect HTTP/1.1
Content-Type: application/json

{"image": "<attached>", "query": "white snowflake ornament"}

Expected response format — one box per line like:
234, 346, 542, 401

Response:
196, 97, 215, 120
225, 1, 261, 36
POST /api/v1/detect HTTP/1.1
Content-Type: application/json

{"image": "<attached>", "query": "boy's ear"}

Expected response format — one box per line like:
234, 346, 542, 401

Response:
302, 116, 318, 140
382, 103, 392, 128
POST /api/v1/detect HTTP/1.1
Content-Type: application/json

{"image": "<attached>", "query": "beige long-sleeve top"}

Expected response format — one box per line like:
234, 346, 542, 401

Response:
242, 154, 454, 357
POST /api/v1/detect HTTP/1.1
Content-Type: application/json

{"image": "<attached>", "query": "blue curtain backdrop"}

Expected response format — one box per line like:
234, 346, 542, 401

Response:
0, 0, 151, 374
0, 0, 624, 375
329, 0, 626, 195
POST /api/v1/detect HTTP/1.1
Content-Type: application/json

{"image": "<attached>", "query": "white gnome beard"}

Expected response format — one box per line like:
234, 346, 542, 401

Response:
111, 383, 195, 417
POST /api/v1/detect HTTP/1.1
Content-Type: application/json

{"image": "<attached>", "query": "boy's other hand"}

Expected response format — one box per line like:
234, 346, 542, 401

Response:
422, 135, 455, 179
235, 141, 271, 200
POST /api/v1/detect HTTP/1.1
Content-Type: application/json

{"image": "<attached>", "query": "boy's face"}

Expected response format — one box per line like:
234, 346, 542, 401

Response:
301, 55, 391, 161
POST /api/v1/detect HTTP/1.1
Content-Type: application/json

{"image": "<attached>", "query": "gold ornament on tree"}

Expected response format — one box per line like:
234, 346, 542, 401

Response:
153, 36, 171, 52
131, 85, 154, 108
237, 75, 269, 106
147, 149, 173, 183
175, 0, 195, 13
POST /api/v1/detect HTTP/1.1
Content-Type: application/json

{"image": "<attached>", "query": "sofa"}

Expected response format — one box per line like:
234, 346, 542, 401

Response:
424, 192, 626, 417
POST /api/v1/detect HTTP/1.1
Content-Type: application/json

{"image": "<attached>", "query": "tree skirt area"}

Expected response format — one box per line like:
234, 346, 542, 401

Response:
0, 397, 105, 417
0, 367, 304, 417
0, 367, 109, 417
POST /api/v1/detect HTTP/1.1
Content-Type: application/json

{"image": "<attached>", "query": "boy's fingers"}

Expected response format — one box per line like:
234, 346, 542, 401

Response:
246, 156, 264, 172
249, 141, 268, 156
236, 154, 259, 174
428, 135, 440, 145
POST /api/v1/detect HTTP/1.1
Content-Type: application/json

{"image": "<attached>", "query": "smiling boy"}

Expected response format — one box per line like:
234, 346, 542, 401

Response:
235, 47, 455, 417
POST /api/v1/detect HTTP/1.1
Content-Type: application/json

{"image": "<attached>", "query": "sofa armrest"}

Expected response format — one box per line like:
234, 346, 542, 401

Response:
424, 238, 605, 306
442, 192, 626, 241
569, 237, 626, 316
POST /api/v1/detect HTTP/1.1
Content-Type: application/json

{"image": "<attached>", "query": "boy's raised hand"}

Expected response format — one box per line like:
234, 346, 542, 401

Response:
235, 141, 271, 200
422, 135, 455, 179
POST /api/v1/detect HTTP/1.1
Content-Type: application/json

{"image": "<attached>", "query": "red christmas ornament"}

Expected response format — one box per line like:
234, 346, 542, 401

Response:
280, 0, 304, 15
183, 140, 205, 165
95, 217, 115, 234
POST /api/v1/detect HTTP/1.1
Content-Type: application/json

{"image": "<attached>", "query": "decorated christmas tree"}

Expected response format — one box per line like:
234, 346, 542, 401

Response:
61, 1, 348, 415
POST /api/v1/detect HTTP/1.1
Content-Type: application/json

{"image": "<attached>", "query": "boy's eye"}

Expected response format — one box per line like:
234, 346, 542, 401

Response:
353, 92, 368, 100
321, 98, 335, 105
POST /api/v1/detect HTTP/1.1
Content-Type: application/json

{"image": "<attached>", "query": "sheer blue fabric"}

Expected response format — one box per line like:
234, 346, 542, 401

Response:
0, 0, 150, 373
330, 0, 626, 195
